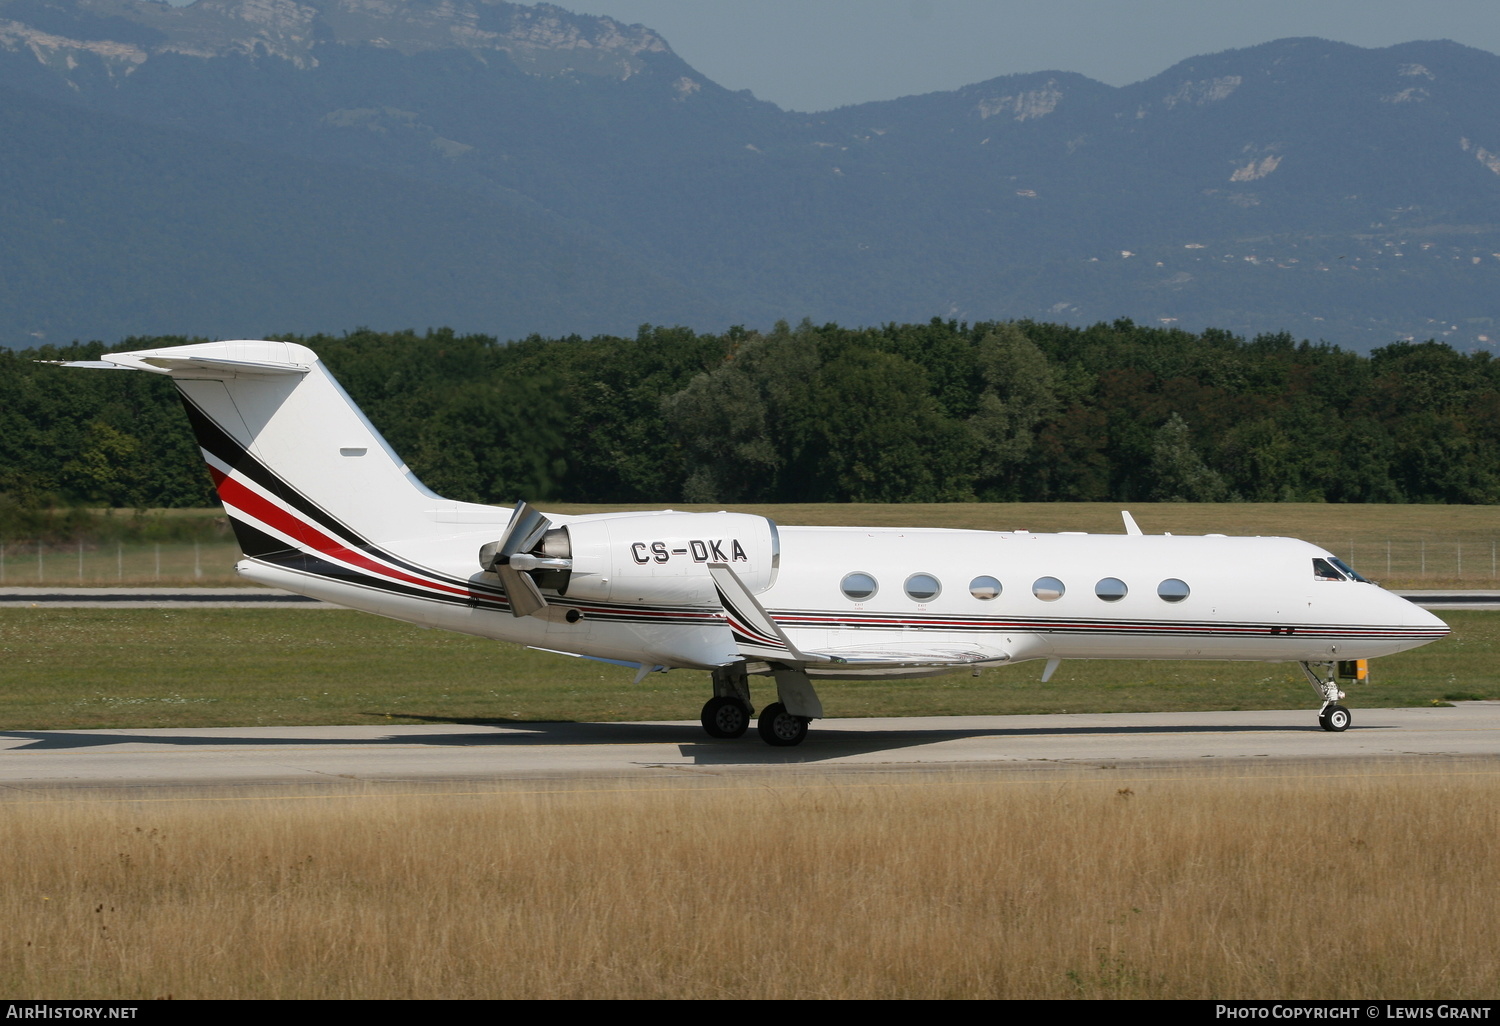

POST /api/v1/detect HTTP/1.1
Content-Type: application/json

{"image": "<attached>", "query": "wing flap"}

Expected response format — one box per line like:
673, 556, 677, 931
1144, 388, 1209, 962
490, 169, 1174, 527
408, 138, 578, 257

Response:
796, 644, 1011, 670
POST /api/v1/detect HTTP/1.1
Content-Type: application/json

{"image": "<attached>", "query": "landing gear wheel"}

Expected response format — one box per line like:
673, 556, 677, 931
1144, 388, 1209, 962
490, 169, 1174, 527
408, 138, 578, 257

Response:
1319, 704, 1352, 732
757, 702, 809, 747
701, 696, 751, 739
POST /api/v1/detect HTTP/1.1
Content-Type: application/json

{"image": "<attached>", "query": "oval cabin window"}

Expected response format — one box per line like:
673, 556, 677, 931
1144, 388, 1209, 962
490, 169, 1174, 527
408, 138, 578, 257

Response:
1095, 578, 1128, 602
969, 576, 1002, 600
1158, 578, 1191, 602
1032, 577, 1065, 601
840, 572, 878, 601
904, 573, 941, 602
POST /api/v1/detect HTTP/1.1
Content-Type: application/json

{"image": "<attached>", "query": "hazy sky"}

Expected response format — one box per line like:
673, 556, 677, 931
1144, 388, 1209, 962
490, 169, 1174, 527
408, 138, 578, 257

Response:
552, 0, 1500, 111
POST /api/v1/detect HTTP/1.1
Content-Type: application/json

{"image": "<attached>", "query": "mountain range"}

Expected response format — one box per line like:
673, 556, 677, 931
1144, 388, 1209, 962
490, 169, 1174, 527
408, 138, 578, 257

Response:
2, 0, 1498, 351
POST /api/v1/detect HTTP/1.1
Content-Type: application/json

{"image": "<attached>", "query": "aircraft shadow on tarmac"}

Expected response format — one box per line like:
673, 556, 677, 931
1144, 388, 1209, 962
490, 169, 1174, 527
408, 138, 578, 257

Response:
387, 715, 1390, 765
0, 715, 1394, 765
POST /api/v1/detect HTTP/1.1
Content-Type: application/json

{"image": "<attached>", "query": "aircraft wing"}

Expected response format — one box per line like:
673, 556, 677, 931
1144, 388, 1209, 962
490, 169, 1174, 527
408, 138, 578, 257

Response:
790, 644, 1010, 670
709, 562, 1009, 670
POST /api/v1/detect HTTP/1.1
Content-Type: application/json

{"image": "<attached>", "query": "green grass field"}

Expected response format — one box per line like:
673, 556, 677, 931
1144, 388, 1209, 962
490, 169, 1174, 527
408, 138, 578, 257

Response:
0, 607, 1492, 730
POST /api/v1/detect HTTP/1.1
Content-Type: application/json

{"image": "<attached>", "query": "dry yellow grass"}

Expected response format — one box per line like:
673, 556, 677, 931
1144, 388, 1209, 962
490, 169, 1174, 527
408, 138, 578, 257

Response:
3, 761, 1498, 999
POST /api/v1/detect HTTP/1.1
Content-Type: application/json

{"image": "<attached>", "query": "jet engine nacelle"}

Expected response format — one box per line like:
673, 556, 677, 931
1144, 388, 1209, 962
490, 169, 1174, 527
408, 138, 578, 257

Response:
561, 511, 779, 605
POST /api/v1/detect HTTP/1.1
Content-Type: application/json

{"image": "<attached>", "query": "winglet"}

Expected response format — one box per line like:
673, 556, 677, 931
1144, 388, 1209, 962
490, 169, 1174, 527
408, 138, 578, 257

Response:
708, 562, 827, 663
1121, 511, 1143, 536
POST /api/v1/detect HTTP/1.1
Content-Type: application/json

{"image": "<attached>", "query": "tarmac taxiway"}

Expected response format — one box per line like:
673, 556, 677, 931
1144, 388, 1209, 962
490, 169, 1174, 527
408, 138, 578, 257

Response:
2, 704, 1497, 790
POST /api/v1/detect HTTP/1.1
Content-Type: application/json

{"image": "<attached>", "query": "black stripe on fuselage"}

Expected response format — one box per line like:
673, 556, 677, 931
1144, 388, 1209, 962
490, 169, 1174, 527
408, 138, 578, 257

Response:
771, 610, 1440, 640
250, 551, 510, 611
227, 517, 300, 560
177, 392, 502, 599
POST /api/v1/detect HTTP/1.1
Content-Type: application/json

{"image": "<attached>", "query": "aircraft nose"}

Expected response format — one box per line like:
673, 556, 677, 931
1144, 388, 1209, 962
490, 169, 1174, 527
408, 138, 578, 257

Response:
1412, 602, 1450, 635
1393, 592, 1450, 636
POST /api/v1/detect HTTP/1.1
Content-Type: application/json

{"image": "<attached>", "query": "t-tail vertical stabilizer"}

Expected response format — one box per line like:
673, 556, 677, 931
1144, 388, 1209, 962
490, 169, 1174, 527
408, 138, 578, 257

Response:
64, 340, 489, 612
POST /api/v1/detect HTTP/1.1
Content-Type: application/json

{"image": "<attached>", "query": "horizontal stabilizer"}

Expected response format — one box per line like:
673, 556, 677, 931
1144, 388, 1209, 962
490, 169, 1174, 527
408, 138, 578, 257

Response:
41, 360, 127, 370
57, 341, 314, 379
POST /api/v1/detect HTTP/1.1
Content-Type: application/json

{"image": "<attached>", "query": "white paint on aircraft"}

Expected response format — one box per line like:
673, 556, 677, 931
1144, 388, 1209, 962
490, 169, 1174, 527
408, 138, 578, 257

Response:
61, 341, 1450, 745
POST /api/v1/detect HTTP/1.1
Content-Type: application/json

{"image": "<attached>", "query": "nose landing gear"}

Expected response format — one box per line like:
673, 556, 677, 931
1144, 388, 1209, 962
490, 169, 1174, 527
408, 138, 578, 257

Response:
1317, 702, 1352, 732
1301, 661, 1358, 732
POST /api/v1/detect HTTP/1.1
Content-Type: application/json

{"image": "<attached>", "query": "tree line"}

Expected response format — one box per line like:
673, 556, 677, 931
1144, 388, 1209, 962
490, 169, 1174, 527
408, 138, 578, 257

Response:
2, 318, 1497, 518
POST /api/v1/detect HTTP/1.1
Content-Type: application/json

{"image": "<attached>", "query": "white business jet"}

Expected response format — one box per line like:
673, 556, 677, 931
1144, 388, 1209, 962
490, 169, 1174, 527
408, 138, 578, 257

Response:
62, 340, 1450, 746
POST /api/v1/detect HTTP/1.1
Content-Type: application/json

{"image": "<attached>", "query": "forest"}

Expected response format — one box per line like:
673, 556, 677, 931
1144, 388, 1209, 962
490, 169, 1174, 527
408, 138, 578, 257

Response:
2, 318, 1497, 522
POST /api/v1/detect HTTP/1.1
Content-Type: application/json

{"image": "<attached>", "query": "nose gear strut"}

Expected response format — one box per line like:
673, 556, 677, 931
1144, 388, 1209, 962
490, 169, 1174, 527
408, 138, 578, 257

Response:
1300, 661, 1351, 732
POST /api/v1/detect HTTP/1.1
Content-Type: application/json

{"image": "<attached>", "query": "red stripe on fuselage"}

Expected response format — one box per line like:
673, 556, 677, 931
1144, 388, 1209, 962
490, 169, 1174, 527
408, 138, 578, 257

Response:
208, 466, 470, 598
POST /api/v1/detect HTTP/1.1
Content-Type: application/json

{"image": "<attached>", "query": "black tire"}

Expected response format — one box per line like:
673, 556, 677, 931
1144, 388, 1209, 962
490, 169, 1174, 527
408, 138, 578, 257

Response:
1319, 704, 1352, 732
757, 702, 809, 747
701, 696, 751, 739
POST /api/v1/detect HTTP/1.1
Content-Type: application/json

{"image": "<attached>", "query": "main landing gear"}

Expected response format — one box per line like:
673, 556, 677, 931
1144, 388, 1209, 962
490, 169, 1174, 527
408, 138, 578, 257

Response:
700, 663, 818, 747
700, 696, 752, 738
1300, 661, 1354, 732
756, 703, 809, 747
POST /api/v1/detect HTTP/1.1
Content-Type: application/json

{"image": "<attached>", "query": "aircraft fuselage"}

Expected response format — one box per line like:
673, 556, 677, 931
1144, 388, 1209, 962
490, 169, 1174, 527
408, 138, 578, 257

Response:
238, 521, 1446, 676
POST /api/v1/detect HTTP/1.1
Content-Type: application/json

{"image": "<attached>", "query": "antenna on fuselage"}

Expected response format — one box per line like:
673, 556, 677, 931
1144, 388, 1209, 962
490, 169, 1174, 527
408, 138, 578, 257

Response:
1121, 511, 1143, 536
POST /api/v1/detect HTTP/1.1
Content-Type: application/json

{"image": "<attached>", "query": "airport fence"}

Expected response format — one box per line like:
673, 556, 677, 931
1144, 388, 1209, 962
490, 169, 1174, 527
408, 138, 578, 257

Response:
0, 541, 246, 587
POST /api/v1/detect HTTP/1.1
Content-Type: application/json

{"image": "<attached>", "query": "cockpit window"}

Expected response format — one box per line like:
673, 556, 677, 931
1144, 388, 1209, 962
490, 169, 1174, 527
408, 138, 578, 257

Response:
1328, 556, 1370, 583
1312, 558, 1345, 581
